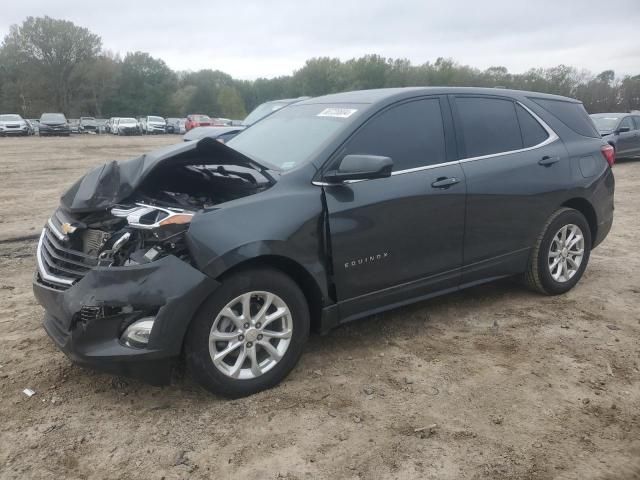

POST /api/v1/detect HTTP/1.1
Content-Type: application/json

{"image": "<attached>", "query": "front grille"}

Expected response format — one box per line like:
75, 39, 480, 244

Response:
37, 225, 99, 289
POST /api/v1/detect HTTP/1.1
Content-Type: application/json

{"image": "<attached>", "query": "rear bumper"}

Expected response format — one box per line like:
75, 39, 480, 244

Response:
33, 255, 219, 385
592, 167, 615, 249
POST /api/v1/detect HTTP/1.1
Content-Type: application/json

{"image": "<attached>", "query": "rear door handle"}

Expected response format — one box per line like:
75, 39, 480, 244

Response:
538, 155, 560, 166
431, 177, 460, 189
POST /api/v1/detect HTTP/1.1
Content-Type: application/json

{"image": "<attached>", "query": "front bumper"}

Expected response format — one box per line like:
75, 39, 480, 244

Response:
0, 127, 28, 135
33, 255, 219, 385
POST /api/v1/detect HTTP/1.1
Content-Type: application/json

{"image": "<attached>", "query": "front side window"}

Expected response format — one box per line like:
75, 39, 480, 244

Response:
342, 98, 446, 171
619, 116, 634, 131
455, 97, 522, 157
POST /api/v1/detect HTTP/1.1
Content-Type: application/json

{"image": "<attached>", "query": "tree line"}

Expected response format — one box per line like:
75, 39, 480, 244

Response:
1, 16, 639, 119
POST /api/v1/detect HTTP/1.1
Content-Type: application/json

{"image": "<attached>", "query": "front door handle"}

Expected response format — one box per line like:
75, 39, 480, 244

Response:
538, 155, 560, 166
431, 177, 460, 189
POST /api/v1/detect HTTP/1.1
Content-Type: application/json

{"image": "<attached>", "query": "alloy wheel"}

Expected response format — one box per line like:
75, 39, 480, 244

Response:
208, 291, 293, 379
548, 224, 585, 283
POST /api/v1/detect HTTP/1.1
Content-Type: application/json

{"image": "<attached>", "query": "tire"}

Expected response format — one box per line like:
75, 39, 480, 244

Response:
185, 267, 310, 398
525, 207, 591, 295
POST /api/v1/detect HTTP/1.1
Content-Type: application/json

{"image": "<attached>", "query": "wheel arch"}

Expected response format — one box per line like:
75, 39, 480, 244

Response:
561, 198, 597, 246
215, 255, 327, 334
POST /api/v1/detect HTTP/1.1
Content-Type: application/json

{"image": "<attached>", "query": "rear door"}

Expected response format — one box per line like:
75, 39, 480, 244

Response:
451, 95, 570, 284
323, 97, 466, 317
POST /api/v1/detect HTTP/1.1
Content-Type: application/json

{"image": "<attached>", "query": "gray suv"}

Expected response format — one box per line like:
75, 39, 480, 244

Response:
590, 113, 640, 158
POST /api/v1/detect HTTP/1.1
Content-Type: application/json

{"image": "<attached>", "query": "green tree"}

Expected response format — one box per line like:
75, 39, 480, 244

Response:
115, 52, 177, 116
217, 85, 246, 119
1, 16, 101, 112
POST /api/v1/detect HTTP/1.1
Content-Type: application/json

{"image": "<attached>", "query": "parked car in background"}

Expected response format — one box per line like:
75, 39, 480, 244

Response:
139, 116, 166, 134
0, 114, 30, 136
185, 114, 217, 131
24, 119, 36, 136
166, 118, 186, 134
105, 117, 118, 134
183, 97, 309, 142
79, 117, 99, 134
590, 113, 640, 159
33, 87, 614, 398
114, 118, 141, 135
38, 113, 71, 136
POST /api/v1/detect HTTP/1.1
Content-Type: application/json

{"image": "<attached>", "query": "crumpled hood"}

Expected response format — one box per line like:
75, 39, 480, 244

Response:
60, 137, 271, 213
183, 125, 245, 142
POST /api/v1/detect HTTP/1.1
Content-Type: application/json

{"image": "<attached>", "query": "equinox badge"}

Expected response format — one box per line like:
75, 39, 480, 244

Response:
344, 252, 389, 269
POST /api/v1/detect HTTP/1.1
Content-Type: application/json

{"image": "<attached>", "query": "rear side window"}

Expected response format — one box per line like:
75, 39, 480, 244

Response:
455, 97, 522, 157
343, 98, 446, 171
634, 117, 640, 130
531, 98, 599, 138
516, 104, 549, 147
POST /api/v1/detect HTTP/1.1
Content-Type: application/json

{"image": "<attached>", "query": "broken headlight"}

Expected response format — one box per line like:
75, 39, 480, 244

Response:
108, 203, 195, 266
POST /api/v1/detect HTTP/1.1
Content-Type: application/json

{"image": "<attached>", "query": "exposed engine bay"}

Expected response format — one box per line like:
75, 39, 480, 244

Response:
80, 163, 270, 266
38, 159, 273, 289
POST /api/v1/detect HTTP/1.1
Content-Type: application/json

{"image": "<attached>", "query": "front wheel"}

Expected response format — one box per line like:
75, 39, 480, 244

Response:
525, 208, 591, 295
185, 267, 310, 398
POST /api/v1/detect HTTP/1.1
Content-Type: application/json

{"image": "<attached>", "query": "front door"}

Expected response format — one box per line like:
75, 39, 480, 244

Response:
616, 116, 637, 156
322, 97, 466, 318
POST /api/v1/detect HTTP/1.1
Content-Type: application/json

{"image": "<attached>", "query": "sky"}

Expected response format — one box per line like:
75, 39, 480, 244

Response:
2, 0, 640, 79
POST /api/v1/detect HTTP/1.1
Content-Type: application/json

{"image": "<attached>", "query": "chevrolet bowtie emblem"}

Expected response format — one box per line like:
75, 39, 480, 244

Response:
61, 222, 77, 235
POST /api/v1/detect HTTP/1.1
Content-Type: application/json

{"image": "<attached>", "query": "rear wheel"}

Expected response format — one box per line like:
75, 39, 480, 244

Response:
185, 267, 309, 398
525, 208, 591, 295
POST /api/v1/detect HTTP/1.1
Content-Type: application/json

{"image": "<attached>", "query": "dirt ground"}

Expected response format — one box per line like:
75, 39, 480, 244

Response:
0, 135, 639, 480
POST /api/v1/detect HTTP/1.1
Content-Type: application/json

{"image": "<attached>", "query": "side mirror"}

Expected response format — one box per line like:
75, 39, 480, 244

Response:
324, 154, 393, 183
617, 126, 631, 134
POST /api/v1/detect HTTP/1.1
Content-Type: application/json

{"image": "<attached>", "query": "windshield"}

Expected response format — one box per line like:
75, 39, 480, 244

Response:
0, 114, 22, 122
590, 115, 621, 132
227, 103, 363, 170
81, 117, 95, 121
149, 116, 164, 123
120, 118, 137, 123
41, 113, 66, 123
193, 115, 211, 122
243, 101, 289, 126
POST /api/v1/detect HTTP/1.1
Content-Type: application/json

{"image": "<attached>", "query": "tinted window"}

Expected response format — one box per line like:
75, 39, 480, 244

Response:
455, 97, 522, 157
343, 98, 446, 171
516, 104, 549, 147
531, 98, 599, 138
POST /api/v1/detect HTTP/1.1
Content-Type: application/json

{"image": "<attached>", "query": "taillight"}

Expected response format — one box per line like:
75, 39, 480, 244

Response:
601, 144, 615, 167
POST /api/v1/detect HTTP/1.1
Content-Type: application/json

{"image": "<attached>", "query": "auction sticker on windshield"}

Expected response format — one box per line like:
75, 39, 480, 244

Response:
317, 108, 358, 118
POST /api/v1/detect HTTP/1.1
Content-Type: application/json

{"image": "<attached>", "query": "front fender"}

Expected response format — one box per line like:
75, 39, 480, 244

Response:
185, 185, 329, 299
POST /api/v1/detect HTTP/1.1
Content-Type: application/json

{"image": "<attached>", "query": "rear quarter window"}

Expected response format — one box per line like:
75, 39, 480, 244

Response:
515, 104, 549, 147
530, 98, 599, 138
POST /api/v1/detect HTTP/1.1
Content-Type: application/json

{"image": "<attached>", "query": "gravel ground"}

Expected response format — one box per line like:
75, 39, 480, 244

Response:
0, 135, 639, 480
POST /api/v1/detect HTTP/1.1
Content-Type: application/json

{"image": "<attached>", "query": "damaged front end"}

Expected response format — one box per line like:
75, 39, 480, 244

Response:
33, 138, 275, 384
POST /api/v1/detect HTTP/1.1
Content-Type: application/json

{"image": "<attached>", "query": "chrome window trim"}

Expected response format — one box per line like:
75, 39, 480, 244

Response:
312, 100, 559, 187
457, 101, 559, 165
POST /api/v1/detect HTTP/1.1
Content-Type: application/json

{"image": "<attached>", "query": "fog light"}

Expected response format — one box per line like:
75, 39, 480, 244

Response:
121, 317, 155, 348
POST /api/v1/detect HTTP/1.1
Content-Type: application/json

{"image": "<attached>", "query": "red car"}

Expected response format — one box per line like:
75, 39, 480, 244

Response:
185, 114, 227, 131
185, 114, 212, 131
